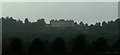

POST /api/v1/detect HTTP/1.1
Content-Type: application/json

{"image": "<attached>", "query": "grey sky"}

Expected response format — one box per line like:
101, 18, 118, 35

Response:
0, 3, 2, 17
1, 0, 119, 2
2, 2, 118, 24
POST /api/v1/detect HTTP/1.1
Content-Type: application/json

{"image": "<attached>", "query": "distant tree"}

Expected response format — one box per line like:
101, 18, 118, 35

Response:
116, 18, 120, 33
24, 18, 30, 24
29, 38, 43, 53
1, 17, 5, 24
112, 37, 120, 52
85, 23, 88, 26
90, 24, 94, 26
74, 22, 78, 27
1, 17, 5, 19
6, 16, 9, 19
51, 37, 66, 53
9, 38, 23, 53
33, 19, 46, 28
72, 34, 87, 53
95, 22, 101, 26
92, 37, 109, 52
102, 21, 107, 26
9, 17, 13, 19
79, 22, 84, 26
37, 19, 46, 25
17, 19, 23, 24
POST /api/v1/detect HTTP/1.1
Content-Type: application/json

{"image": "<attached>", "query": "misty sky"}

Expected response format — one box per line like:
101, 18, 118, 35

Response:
2, 2, 118, 24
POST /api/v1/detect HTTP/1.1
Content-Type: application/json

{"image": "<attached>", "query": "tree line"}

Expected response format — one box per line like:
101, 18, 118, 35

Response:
1, 16, 120, 55
2, 33, 120, 55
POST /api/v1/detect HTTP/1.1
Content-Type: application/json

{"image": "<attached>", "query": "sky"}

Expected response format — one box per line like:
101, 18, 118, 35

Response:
1, 0, 120, 2
2, 2, 118, 25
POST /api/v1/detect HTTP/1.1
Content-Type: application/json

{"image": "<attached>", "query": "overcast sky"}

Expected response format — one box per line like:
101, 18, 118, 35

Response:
2, 2, 118, 24
1, 0, 120, 2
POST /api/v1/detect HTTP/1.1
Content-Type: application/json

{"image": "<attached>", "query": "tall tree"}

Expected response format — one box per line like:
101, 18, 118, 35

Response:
92, 37, 109, 52
72, 34, 87, 53
29, 38, 43, 53
51, 37, 66, 53
24, 18, 30, 24
113, 37, 120, 52
9, 38, 23, 53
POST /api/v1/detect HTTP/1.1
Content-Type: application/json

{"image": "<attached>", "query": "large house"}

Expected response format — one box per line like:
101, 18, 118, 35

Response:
50, 19, 74, 27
